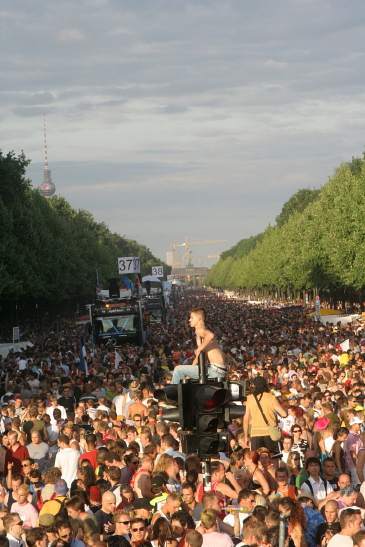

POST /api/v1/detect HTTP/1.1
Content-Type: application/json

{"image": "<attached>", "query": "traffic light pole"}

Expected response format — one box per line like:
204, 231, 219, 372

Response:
202, 459, 212, 492
198, 351, 207, 383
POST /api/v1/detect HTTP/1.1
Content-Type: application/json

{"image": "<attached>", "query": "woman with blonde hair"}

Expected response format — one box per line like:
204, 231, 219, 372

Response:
154, 454, 180, 492
154, 454, 175, 476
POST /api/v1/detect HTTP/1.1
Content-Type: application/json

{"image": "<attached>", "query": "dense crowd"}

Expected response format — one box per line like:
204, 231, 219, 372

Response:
0, 289, 365, 547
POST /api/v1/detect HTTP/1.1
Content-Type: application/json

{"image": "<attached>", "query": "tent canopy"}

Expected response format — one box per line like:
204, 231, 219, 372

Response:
142, 275, 161, 283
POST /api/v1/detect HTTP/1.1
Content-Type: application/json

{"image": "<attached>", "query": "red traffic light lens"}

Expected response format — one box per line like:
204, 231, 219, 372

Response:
200, 387, 227, 411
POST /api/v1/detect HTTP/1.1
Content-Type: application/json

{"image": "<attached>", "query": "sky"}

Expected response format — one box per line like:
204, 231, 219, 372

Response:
2, 0, 365, 266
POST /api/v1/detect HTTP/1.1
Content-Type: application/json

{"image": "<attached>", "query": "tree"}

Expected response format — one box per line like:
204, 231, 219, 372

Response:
0, 150, 168, 302
207, 154, 365, 299
275, 188, 321, 227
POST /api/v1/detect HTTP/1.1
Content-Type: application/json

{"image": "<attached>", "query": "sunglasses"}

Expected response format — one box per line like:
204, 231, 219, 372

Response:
117, 520, 130, 525
132, 527, 145, 532
21, 463, 31, 467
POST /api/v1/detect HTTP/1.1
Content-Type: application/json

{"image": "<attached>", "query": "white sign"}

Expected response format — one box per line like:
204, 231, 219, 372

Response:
152, 266, 164, 277
118, 257, 140, 274
12, 326, 20, 344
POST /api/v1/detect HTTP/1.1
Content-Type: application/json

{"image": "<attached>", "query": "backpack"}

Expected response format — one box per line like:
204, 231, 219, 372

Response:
303, 478, 328, 498
43, 496, 68, 520
56, 497, 69, 519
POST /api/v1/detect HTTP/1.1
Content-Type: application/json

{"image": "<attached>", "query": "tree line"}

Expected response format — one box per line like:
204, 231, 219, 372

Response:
0, 151, 165, 304
207, 155, 365, 302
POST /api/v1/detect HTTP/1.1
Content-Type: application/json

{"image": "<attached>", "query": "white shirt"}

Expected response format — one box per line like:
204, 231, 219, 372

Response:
47, 425, 59, 455
300, 476, 333, 502
18, 358, 27, 371
46, 405, 67, 424
6, 533, 25, 547
113, 392, 131, 417
223, 511, 251, 528
279, 415, 295, 434
328, 534, 353, 547
60, 363, 70, 376
55, 446, 80, 488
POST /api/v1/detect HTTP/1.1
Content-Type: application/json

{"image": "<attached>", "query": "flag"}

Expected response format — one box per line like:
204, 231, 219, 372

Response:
122, 275, 133, 290
77, 338, 89, 375
340, 339, 350, 352
115, 350, 122, 370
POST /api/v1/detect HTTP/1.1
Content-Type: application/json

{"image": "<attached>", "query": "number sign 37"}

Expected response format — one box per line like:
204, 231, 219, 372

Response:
118, 257, 140, 274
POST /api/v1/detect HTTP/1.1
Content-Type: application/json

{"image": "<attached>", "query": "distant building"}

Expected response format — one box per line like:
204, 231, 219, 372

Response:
38, 116, 56, 198
171, 266, 209, 286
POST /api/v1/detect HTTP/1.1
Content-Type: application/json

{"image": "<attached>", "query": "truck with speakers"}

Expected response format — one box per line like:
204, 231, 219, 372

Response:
92, 290, 146, 347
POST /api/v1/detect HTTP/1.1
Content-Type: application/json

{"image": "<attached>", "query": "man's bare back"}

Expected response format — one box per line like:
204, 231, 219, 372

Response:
189, 311, 225, 367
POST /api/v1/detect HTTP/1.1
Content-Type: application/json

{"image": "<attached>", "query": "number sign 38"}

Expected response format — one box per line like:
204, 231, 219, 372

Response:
152, 266, 164, 277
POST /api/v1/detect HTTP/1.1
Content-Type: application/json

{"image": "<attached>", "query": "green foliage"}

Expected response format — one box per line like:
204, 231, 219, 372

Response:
221, 233, 263, 260
0, 151, 166, 302
275, 188, 321, 227
207, 154, 365, 294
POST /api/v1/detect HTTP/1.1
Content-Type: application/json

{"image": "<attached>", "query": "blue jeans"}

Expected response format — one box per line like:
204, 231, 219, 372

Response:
171, 363, 226, 384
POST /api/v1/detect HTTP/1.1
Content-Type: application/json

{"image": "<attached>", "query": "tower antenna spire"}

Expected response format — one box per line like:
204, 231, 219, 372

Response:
38, 114, 56, 198
43, 114, 49, 171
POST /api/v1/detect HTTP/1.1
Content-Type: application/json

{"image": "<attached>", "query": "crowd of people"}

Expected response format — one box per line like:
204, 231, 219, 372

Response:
0, 289, 365, 547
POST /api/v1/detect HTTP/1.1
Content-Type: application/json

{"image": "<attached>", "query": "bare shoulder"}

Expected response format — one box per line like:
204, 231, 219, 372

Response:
196, 325, 213, 338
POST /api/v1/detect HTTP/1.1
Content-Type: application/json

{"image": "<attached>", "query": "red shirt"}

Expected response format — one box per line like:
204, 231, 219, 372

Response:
9, 445, 29, 473
79, 449, 97, 469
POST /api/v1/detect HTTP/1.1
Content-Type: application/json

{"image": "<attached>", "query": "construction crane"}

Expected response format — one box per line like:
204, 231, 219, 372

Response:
167, 239, 226, 268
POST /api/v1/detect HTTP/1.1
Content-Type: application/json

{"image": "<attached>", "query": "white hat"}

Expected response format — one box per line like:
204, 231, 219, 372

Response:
350, 417, 363, 425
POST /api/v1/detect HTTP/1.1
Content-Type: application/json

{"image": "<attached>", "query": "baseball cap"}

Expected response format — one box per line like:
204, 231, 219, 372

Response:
350, 417, 363, 425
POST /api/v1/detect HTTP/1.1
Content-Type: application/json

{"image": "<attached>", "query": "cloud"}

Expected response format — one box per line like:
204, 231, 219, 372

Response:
2, 0, 365, 261
159, 104, 189, 115
57, 28, 85, 43
13, 106, 54, 118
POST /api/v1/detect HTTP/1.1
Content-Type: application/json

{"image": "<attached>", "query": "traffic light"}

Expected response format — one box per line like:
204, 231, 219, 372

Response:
155, 381, 246, 458
155, 384, 182, 423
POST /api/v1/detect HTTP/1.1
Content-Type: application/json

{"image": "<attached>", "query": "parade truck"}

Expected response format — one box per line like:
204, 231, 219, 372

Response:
142, 275, 166, 324
92, 290, 146, 347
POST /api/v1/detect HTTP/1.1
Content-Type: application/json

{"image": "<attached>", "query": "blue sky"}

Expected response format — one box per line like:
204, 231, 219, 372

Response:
2, 0, 365, 264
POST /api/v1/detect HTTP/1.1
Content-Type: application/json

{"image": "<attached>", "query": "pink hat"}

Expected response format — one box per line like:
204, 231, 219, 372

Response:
314, 417, 330, 431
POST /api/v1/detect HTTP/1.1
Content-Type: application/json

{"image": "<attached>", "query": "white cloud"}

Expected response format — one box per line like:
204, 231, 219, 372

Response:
2, 0, 365, 261
57, 28, 85, 43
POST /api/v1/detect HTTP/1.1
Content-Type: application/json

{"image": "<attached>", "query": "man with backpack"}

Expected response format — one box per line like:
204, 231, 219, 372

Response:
39, 478, 68, 518
300, 457, 334, 504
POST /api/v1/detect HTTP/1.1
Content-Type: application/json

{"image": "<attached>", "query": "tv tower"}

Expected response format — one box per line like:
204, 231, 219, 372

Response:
38, 116, 56, 198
